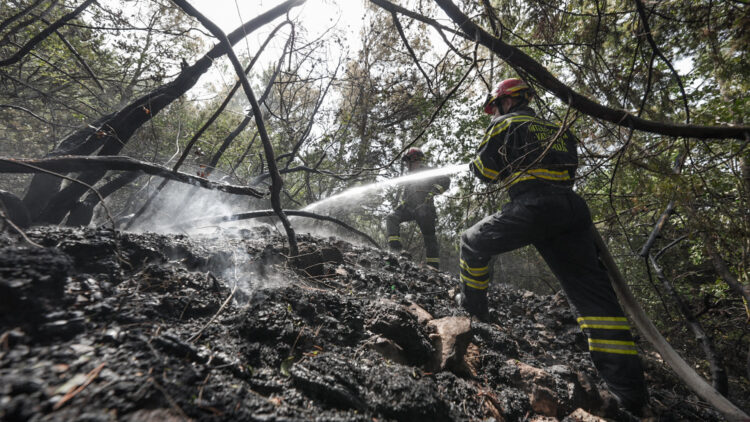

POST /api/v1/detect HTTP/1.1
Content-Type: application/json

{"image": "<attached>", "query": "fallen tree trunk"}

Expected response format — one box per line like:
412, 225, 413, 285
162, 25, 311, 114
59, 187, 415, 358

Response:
593, 228, 749, 422
172, 209, 380, 249
0, 156, 265, 198
65, 172, 143, 226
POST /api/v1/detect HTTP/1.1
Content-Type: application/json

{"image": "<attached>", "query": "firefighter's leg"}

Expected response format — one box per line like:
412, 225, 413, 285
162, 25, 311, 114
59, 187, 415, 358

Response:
415, 207, 439, 269
459, 199, 547, 319
535, 225, 648, 413
385, 207, 409, 251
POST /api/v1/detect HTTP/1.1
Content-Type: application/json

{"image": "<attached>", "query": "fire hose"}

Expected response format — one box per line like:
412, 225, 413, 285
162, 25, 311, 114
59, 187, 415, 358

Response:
593, 228, 749, 422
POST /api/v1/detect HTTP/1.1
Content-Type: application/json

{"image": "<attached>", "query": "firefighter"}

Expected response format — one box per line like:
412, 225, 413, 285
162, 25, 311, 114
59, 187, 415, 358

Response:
457, 78, 650, 416
385, 147, 450, 269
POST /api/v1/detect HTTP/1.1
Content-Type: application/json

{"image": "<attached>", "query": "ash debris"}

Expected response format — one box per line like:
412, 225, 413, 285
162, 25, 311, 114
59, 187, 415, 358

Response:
0, 227, 723, 421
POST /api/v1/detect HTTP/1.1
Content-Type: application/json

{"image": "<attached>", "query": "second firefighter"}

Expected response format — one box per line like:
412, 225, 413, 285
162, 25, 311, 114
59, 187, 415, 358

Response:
385, 147, 450, 269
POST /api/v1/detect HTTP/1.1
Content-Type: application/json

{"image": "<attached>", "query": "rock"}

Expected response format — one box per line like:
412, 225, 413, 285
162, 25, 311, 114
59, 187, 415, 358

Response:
426, 316, 471, 373
509, 303, 525, 316
531, 384, 559, 417
508, 359, 555, 389
363, 334, 408, 365
366, 298, 434, 365
404, 300, 433, 324
562, 408, 607, 422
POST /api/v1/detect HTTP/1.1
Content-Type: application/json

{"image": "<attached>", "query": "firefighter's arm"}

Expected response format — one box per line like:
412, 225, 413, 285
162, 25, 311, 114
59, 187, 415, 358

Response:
427, 174, 451, 199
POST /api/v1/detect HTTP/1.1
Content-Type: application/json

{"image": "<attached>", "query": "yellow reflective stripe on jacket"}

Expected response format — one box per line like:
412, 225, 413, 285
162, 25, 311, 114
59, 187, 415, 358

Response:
460, 273, 488, 290
472, 157, 499, 180
478, 115, 542, 148
577, 316, 631, 330
426, 257, 440, 263
388, 236, 401, 242
588, 338, 638, 355
460, 259, 489, 276
507, 168, 570, 186
478, 119, 511, 148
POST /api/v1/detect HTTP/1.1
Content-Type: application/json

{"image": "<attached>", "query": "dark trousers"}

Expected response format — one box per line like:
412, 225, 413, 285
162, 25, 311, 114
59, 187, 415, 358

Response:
386, 205, 440, 268
460, 187, 647, 411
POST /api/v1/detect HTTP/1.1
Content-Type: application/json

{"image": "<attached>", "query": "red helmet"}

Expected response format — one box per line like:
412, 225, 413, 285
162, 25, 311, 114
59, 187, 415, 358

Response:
402, 147, 425, 162
483, 78, 533, 114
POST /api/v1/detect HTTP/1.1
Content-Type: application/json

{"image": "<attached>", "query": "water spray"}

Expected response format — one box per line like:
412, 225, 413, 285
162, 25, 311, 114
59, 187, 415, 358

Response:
303, 163, 467, 212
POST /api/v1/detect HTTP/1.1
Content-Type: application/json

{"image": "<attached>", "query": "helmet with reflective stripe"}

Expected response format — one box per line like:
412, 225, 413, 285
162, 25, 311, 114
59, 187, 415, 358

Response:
402, 147, 425, 162
483, 78, 533, 114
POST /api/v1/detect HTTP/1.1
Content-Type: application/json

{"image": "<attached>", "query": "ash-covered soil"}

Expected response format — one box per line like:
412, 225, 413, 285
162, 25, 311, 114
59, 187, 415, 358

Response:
0, 226, 732, 421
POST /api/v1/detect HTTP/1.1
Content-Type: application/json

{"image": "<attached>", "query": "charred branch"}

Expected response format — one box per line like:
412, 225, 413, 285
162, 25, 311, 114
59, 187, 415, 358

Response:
0, 156, 265, 198
174, 209, 380, 249
171, 0, 301, 256
65, 172, 144, 226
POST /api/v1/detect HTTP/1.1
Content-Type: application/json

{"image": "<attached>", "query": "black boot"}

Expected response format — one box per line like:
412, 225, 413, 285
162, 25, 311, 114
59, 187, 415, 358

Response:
455, 285, 489, 322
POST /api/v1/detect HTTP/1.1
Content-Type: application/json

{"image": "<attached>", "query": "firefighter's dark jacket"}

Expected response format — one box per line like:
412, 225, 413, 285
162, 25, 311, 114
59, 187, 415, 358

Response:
399, 166, 451, 210
469, 106, 578, 196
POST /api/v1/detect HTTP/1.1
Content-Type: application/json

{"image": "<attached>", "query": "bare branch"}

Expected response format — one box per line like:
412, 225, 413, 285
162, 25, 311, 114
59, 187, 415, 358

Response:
174, 209, 380, 249
0, 0, 96, 68
390, 12, 434, 96
171, 0, 303, 256
53, 29, 104, 92
634, 0, 690, 123
0, 156, 265, 198
0, 104, 78, 128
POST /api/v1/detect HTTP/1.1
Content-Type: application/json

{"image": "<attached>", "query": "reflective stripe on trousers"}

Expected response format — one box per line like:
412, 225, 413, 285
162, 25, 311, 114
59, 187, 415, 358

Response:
459, 188, 647, 410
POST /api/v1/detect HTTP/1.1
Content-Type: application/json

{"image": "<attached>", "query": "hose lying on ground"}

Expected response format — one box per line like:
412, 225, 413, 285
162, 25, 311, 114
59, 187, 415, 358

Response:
593, 228, 749, 422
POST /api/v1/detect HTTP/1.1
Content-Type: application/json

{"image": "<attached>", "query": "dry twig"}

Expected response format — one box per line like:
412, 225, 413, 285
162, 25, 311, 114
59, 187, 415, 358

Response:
53, 362, 106, 410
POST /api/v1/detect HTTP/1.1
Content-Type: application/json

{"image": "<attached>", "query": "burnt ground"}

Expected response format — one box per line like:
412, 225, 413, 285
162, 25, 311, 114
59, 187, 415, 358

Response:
0, 226, 743, 421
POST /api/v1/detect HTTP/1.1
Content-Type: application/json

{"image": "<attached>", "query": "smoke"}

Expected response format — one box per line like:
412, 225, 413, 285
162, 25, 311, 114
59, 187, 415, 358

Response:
88, 166, 465, 303
212, 241, 295, 306
112, 177, 270, 235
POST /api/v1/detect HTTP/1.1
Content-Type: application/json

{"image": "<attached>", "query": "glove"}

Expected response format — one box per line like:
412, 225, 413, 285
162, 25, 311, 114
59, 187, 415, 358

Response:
455, 285, 489, 322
